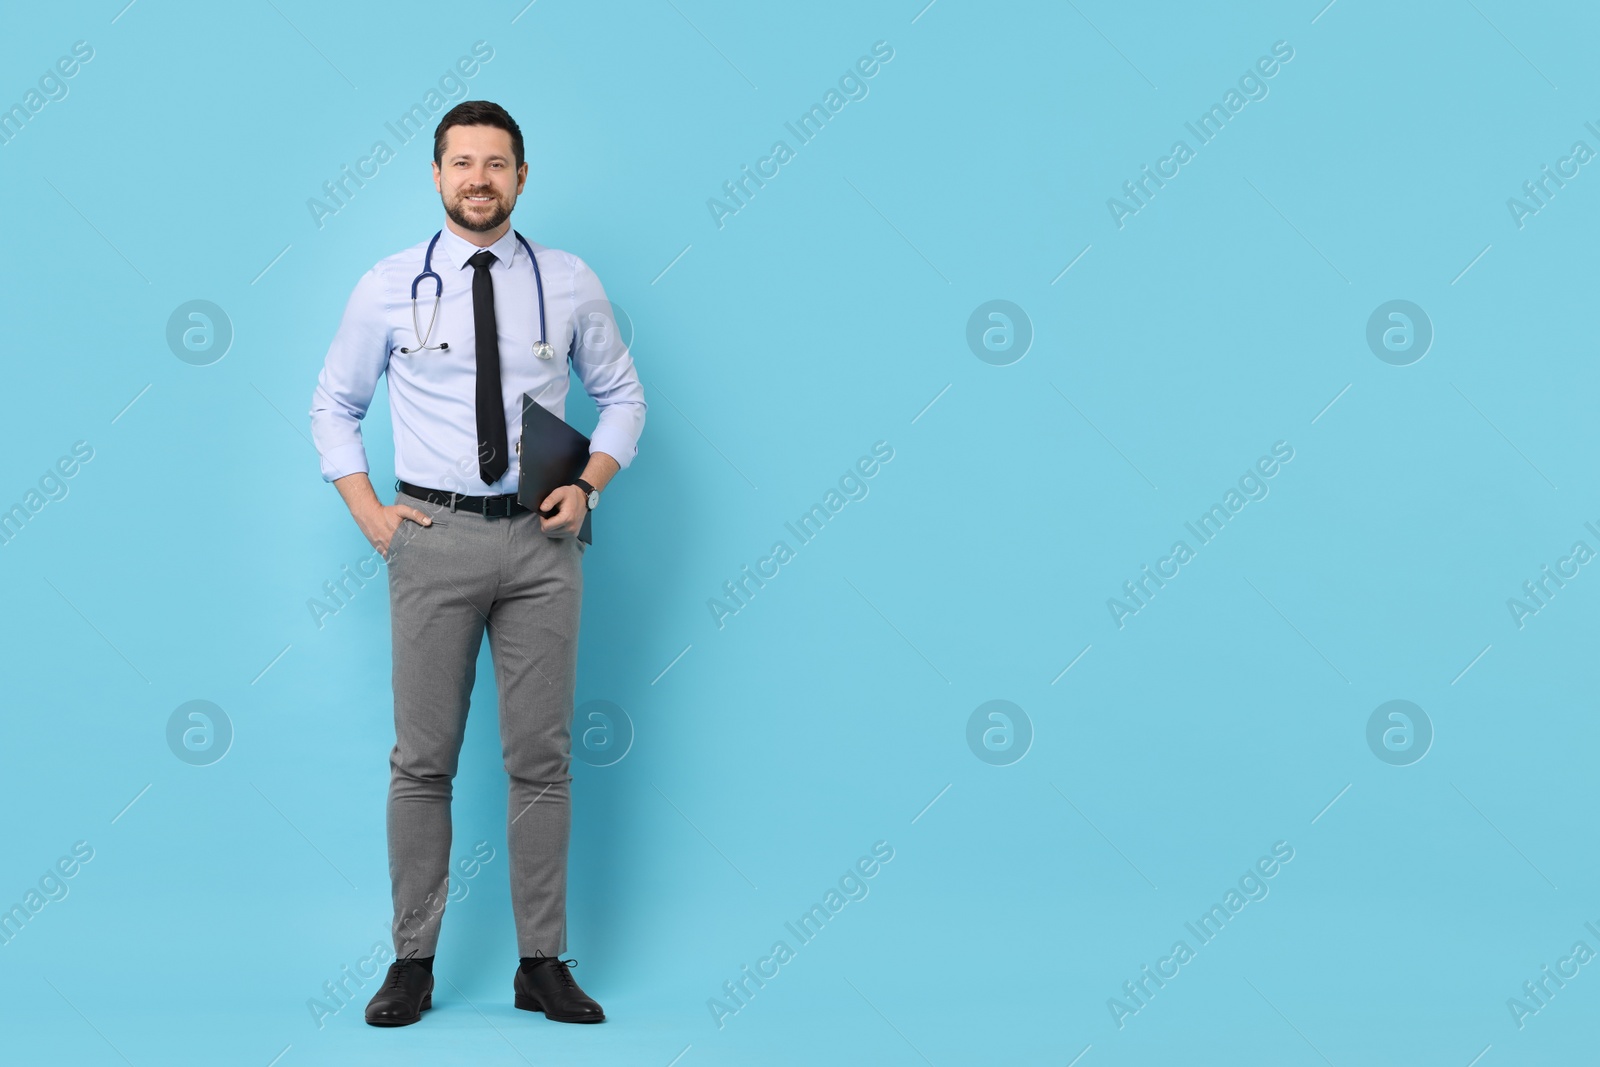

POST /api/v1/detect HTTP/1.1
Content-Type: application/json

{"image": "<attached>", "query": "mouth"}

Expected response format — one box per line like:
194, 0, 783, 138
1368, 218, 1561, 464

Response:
465, 194, 495, 204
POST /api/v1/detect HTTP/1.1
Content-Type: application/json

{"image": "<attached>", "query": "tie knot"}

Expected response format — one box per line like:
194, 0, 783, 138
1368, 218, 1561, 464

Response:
468, 250, 497, 271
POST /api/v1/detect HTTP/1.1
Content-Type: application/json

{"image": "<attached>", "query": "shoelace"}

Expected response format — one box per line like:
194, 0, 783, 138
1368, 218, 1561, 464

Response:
387, 950, 424, 990
528, 952, 581, 989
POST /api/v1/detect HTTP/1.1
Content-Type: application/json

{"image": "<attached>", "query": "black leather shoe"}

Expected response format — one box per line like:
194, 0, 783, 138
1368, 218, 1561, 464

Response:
365, 952, 434, 1027
514, 952, 605, 1023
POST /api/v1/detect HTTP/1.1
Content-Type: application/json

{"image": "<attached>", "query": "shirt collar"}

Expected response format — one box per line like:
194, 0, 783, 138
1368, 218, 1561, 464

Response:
437, 224, 522, 273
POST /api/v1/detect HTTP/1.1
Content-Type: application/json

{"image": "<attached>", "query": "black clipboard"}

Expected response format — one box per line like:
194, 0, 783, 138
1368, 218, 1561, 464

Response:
516, 391, 593, 545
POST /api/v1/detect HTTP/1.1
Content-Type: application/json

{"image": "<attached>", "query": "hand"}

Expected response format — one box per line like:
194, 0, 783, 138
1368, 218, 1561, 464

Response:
537, 484, 587, 538
356, 500, 437, 559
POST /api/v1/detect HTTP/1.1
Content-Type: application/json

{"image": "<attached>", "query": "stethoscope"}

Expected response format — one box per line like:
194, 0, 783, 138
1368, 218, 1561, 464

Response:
401, 229, 556, 360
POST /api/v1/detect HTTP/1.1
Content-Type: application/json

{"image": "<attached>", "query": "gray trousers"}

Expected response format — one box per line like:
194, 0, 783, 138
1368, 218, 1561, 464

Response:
384, 488, 585, 959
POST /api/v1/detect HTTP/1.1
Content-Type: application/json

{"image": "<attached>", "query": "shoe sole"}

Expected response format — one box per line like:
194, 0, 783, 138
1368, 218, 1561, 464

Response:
514, 992, 605, 1023
366, 991, 432, 1027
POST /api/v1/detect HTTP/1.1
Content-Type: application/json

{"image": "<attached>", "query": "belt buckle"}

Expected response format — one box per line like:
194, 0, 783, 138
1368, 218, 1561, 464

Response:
487, 495, 509, 519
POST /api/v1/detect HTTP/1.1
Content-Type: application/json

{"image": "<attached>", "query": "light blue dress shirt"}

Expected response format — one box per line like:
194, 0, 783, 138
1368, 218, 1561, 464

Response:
309, 224, 646, 496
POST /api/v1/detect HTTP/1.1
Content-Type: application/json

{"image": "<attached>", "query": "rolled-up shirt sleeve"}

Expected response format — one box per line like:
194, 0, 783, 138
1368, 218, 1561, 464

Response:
310, 267, 391, 482
568, 257, 646, 470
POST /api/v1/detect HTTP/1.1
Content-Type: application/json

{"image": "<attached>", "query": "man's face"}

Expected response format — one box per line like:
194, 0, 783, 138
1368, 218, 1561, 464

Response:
434, 124, 527, 233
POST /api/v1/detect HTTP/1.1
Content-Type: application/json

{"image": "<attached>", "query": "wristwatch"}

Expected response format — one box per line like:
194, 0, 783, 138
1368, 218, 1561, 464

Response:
573, 478, 599, 511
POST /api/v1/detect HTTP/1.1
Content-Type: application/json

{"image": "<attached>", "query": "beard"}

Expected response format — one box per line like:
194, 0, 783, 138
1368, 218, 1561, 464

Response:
445, 187, 512, 232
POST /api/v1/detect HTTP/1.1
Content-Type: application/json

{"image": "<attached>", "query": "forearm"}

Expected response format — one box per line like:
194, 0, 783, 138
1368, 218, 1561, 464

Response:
580, 451, 621, 493
333, 471, 383, 518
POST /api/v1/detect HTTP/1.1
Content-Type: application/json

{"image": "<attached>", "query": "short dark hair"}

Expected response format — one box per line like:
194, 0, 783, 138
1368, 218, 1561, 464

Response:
433, 100, 524, 171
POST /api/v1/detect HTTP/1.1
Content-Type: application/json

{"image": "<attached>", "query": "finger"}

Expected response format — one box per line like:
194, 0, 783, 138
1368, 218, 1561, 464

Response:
402, 505, 433, 526
545, 505, 571, 532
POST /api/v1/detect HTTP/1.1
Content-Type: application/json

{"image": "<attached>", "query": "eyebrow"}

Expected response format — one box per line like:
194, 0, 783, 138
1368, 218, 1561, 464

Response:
448, 153, 510, 163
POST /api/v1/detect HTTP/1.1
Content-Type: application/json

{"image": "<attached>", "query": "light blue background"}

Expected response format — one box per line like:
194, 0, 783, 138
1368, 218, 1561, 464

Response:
2, 1, 1596, 1064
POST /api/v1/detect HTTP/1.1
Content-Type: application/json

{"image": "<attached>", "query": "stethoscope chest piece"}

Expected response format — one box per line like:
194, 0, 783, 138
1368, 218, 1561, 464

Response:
533, 340, 555, 360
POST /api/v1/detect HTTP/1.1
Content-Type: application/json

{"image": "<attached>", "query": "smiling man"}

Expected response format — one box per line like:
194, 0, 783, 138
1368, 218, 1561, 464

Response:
308, 100, 646, 1028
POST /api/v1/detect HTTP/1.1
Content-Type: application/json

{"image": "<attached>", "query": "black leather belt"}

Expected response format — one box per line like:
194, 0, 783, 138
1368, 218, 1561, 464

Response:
396, 479, 531, 518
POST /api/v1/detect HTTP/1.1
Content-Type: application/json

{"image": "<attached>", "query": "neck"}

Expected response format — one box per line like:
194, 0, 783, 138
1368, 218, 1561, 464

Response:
444, 217, 509, 247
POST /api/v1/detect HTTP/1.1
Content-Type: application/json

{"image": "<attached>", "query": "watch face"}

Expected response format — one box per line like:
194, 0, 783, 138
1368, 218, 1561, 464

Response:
586, 491, 600, 510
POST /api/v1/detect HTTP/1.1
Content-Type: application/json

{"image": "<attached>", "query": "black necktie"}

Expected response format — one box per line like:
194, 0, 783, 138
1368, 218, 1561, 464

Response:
468, 250, 508, 485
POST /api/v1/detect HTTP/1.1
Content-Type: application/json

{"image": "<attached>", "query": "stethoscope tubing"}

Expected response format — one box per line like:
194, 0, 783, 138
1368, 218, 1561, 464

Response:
404, 229, 550, 358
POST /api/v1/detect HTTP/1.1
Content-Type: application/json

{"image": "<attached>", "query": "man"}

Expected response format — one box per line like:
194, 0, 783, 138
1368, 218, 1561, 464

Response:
308, 99, 645, 1028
